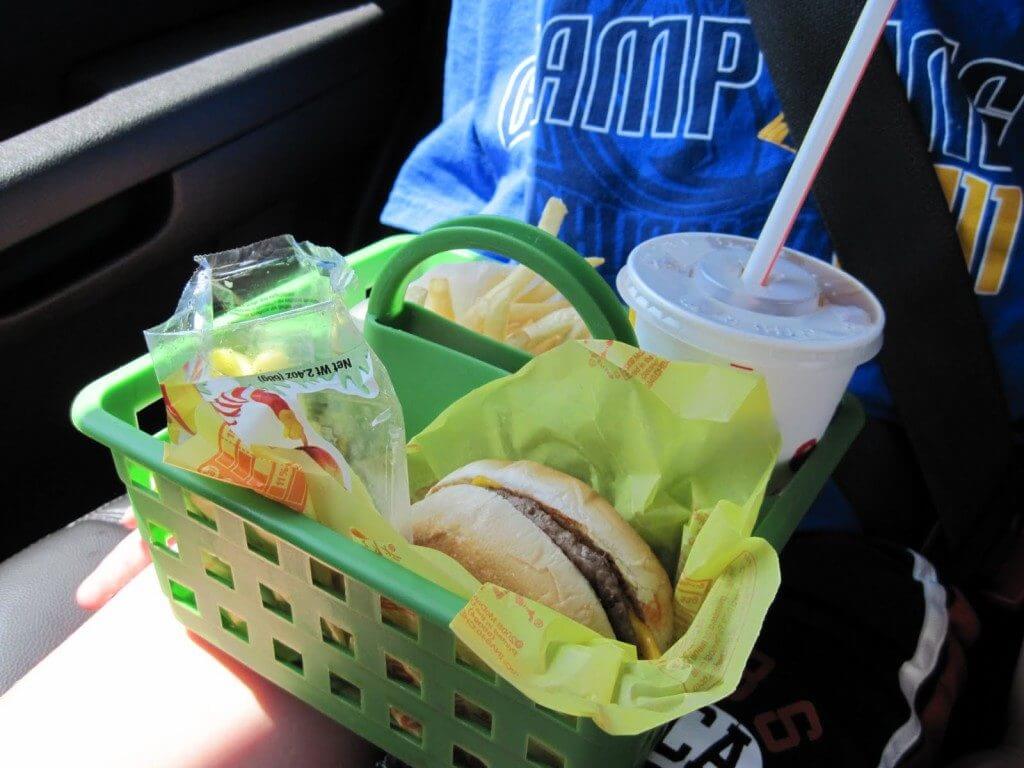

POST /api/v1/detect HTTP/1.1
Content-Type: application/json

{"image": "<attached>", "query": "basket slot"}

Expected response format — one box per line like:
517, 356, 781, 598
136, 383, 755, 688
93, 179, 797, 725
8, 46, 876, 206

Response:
388, 705, 423, 745
202, 551, 234, 589
452, 744, 489, 768
219, 607, 250, 642
384, 653, 423, 695
167, 578, 198, 614
145, 519, 179, 558
309, 558, 347, 601
453, 692, 493, 735
124, 458, 160, 498
379, 596, 420, 640
328, 669, 363, 708
272, 639, 304, 675
526, 737, 566, 768
243, 522, 280, 565
320, 616, 355, 656
184, 495, 219, 531
259, 583, 293, 622
445, 675, 592, 768
134, 397, 169, 436
454, 639, 495, 683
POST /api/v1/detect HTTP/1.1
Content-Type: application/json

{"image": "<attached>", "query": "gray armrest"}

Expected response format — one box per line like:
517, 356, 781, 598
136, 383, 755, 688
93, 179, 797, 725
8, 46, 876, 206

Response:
0, 496, 129, 694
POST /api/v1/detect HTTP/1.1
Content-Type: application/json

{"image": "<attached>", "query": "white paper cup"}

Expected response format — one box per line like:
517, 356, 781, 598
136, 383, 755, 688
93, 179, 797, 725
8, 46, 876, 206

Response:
618, 233, 884, 465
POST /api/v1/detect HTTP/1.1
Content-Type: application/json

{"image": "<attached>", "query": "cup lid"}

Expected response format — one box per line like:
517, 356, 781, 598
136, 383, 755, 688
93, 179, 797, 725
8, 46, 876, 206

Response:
618, 232, 885, 366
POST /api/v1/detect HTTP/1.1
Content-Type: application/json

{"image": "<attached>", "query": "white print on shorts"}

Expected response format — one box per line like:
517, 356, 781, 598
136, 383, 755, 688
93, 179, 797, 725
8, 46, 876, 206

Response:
647, 705, 763, 768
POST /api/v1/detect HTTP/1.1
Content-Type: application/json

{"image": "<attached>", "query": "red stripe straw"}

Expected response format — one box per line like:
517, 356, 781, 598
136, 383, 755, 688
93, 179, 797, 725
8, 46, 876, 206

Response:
741, 0, 899, 290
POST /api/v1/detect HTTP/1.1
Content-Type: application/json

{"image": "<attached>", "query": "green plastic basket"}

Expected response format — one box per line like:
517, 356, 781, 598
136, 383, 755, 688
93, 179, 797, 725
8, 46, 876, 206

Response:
72, 229, 864, 768
364, 216, 638, 436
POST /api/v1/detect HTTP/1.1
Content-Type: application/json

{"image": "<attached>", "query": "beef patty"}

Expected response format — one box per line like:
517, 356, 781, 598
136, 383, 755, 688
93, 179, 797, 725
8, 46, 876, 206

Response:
493, 489, 639, 646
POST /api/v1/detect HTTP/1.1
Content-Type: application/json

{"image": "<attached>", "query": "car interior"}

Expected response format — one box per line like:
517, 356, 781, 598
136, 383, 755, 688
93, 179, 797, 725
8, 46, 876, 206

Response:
0, 2, 1019, 766
0, 0, 448, 689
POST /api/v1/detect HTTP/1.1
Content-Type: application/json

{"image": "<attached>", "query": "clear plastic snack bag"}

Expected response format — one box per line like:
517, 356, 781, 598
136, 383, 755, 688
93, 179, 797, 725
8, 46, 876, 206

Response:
144, 235, 409, 532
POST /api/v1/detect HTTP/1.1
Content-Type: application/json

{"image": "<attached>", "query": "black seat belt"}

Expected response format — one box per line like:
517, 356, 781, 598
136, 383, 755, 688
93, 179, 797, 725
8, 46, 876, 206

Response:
744, 0, 1017, 583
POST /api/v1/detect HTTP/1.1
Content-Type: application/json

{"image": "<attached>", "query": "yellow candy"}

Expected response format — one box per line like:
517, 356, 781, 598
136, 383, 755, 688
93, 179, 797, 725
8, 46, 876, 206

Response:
209, 347, 290, 377
209, 348, 254, 377
252, 348, 290, 374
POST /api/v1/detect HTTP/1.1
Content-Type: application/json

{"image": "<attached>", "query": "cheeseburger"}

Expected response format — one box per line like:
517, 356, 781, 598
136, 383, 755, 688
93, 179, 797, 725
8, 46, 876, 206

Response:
410, 460, 673, 658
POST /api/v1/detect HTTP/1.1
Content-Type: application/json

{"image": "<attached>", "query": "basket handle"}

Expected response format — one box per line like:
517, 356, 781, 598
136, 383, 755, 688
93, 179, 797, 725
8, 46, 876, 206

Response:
366, 215, 637, 348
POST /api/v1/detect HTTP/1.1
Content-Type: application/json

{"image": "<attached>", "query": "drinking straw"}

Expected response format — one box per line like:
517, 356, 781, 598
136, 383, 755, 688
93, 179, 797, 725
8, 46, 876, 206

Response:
742, 0, 898, 289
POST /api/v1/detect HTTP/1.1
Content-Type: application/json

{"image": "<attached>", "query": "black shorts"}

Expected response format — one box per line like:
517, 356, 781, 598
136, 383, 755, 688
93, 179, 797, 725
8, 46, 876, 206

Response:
648, 534, 976, 768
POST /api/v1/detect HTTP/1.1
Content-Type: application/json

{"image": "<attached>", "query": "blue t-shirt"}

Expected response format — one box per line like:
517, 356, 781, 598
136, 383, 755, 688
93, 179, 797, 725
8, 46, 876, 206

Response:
383, 0, 1024, 424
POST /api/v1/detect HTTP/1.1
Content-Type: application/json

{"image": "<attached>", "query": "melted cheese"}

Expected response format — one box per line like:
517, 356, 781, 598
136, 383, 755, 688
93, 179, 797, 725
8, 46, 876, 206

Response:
629, 612, 661, 660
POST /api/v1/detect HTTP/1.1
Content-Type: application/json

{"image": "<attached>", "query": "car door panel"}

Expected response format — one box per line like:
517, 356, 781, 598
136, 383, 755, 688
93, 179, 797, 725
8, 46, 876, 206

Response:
0, 0, 448, 558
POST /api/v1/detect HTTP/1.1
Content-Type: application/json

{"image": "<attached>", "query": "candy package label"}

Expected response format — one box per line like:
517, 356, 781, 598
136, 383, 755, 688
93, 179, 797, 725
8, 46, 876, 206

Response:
196, 348, 380, 492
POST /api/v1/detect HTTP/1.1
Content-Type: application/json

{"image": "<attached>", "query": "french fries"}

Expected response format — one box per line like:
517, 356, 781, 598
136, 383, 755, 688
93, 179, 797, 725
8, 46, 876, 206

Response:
508, 298, 570, 326
537, 197, 568, 236
464, 265, 536, 340
515, 277, 559, 304
424, 277, 455, 321
506, 306, 578, 350
404, 198, 607, 355
406, 284, 428, 306
527, 335, 565, 355
568, 314, 590, 340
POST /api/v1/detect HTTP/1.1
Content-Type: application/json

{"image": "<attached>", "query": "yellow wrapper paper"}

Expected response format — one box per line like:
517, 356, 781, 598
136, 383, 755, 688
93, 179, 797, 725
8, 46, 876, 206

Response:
164, 339, 781, 735
407, 340, 781, 735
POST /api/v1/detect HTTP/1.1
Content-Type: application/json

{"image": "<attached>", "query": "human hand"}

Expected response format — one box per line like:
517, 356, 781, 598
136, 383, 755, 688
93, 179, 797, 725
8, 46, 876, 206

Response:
4, 564, 379, 767
75, 507, 151, 611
